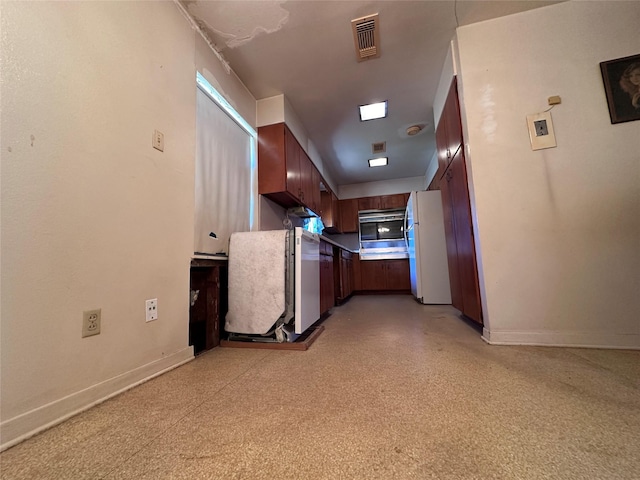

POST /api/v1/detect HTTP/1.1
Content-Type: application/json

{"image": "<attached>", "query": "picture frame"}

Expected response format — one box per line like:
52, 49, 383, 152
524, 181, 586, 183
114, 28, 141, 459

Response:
599, 54, 640, 124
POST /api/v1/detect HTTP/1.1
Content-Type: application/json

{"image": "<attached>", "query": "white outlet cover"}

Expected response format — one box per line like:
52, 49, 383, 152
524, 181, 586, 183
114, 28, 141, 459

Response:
526, 111, 556, 151
146, 298, 158, 322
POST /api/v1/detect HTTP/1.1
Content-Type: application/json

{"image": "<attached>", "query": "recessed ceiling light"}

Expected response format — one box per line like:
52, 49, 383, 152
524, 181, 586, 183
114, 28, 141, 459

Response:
359, 101, 387, 121
368, 157, 388, 167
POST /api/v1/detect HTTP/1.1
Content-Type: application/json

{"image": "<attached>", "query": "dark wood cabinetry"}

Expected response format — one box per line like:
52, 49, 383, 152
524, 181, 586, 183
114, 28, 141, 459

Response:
319, 240, 335, 315
358, 196, 381, 211
335, 249, 354, 303
189, 259, 228, 355
437, 77, 483, 325
359, 259, 410, 292
436, 78, 463, 179
338, 193, 408, 234
320, 190, 341, 233
339, 198, 359, 233
380, 193, 409, 209
258, 122, 321, 212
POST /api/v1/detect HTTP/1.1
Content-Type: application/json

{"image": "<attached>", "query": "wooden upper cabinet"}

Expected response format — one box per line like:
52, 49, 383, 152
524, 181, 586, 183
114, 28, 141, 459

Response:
321, 190, 341, 233
339, 198, 359, 233
358, 196, 381, 211
298, 149, 313, 206
380, 193, 408, 210
258, 122, 320, 211
436, 77, 463, 178
284, 126, 301, 199
310, 165, 321, 215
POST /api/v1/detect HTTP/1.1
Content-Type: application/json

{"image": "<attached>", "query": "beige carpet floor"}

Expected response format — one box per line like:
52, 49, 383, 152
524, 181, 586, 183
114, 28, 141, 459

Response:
1, 295, 639, 479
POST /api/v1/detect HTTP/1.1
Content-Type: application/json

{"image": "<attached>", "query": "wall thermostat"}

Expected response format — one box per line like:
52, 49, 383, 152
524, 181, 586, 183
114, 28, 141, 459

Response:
526, 111, 556, 151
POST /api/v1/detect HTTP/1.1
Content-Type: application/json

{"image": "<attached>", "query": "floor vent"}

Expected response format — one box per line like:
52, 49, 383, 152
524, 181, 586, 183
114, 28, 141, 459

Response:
372, 141, 386, 154
351, 14, 380, 62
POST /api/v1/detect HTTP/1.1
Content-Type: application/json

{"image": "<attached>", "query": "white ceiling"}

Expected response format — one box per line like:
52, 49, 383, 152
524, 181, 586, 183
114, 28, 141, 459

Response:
183, 0, 561, 187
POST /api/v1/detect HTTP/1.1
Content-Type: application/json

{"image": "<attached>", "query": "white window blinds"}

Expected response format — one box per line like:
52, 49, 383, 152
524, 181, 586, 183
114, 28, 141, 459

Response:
194, 85, 254, 255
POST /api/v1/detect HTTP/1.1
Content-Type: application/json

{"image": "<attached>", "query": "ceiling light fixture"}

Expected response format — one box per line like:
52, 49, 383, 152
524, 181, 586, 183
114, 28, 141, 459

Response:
368, 157, 388, 168
359, 101, 387, 121
406, 125, 423, 136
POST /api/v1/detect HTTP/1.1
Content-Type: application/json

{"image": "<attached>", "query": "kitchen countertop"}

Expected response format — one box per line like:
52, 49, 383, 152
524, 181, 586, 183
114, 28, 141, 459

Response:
319, 235, 358, 254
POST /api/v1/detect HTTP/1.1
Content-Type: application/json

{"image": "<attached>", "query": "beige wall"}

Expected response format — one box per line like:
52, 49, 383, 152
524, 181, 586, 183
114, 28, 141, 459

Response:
0, 1, 256, 448
454, 1, 640, 347
339, 176, 425, 199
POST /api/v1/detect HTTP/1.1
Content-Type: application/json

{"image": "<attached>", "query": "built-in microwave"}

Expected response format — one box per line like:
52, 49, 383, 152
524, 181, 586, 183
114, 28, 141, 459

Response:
358, 209, 408, 259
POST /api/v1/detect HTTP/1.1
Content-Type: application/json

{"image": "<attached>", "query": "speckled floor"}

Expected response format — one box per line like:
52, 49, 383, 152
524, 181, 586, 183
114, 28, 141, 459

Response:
1, 295, 639, 479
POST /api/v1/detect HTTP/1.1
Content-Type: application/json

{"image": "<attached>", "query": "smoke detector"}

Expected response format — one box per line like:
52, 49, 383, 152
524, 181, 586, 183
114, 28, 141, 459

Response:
351, 14, 380, 62
406, 125, 423, 136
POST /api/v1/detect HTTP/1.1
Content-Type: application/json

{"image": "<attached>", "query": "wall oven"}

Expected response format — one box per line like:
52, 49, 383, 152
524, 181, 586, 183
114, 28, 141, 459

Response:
358, 209, 408, 260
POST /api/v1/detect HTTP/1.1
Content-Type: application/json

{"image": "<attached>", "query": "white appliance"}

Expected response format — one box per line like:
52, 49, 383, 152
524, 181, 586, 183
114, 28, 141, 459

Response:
225, 227, 319, 342
405, 191, 451, 304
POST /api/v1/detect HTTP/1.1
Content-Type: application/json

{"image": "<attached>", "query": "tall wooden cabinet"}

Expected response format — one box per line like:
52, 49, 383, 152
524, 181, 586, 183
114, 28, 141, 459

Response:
437, 77, 483, 325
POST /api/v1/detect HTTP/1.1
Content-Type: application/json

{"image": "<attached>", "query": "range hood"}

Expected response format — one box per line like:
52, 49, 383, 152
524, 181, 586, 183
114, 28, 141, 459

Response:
286, 206, 318, 218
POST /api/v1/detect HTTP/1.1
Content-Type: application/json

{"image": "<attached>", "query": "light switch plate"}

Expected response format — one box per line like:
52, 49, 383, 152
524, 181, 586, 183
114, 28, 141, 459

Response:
526, 111, 556, 151
152, 130, 164, 152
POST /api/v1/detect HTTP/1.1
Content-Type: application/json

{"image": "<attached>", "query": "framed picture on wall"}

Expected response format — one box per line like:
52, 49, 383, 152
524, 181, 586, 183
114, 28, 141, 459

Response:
600, 54, 640, 124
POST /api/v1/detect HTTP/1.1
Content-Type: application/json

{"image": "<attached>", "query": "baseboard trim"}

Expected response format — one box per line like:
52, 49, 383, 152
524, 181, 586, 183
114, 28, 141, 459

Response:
0, 346, 194, 452
482, 328, 640, 350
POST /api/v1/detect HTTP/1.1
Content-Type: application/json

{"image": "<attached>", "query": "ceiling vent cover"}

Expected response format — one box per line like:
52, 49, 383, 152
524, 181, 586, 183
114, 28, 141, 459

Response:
372, 141, 386, 154
351, 14, 380, 62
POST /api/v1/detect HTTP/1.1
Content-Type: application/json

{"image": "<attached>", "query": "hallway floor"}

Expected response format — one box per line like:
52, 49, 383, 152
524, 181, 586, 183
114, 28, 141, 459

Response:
1, 295, 639, 479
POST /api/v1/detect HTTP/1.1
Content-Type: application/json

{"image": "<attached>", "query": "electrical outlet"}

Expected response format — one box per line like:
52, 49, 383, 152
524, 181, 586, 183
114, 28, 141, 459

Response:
152, 130, 164, 152
526, 111, 557, 151
82, 309, 101, 338
146, 298, 158, 322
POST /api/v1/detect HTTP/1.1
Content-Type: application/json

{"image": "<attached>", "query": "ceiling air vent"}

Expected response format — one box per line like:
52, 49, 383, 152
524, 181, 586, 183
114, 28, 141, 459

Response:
372, 141, 386, 154
351, 14, 380, 62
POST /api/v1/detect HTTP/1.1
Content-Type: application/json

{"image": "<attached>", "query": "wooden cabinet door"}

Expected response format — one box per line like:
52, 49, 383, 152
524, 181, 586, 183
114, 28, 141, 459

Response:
320, 190, 340, 232
380, 194, 408, 210
449, 149, 482, 324
319, 253, 334, 314
435, 118, 449, 178
385, 259, 411, 290
298, 148, 313, 206
310, 165, 321, 214
445, 77, 463, 160
358, 196, 380, 211
284, 127, 301, 200
441, 165, 464, 313
352, 253, 361, 291
360, 260, 386, 290
339, 198, 359, 233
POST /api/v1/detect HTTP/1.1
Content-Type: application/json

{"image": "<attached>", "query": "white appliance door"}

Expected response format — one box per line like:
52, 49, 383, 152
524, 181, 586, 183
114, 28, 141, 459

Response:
406, 192, 421, 299
295, 227, 320, 334
416, 191, 452, 304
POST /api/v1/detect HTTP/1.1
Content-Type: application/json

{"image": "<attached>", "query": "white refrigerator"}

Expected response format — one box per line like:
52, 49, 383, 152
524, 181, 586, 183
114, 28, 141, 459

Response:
405, 191, 452, 304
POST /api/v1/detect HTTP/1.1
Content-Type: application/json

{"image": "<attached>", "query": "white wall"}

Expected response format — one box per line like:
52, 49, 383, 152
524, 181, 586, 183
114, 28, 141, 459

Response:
455, 1, 640, 347
339, 176, 425, 199
0, 1, 256, 449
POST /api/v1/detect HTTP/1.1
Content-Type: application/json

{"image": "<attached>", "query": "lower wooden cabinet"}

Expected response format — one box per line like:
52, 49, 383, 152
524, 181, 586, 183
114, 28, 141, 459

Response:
189, 259, 228, 354
359, 259, 410, 292
335, 249, 354, 303
319, 241, 335, 314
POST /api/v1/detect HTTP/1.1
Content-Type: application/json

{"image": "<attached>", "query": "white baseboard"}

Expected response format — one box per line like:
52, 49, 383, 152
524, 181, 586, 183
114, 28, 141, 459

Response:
482, 328, 640, 350
1, 346, 194, 452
